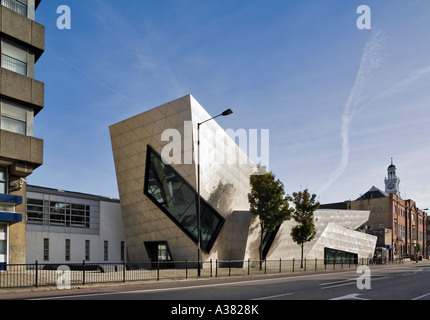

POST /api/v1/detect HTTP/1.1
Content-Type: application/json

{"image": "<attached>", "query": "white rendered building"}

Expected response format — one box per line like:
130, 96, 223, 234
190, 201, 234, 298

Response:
25, 185, 125, 264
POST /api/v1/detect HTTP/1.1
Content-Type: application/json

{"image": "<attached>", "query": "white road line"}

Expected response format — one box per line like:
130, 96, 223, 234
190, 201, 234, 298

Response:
411, 293, 430, 300
319, 278, 356, 286
252, 293, 294, 300
321, 276, 393, 289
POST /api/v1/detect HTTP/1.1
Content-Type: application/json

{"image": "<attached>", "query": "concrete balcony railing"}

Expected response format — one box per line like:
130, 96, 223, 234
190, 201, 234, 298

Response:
0, 67, 44, 114
0, 5, 45, 61
0, 129, 43, 175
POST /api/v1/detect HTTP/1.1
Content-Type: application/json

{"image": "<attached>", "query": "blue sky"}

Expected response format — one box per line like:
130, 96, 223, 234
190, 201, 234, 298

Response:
30, 1, 430, 210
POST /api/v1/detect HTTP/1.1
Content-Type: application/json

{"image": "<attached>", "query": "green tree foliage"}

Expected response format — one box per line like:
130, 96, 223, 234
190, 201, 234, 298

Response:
248, 167, 292, 261
290, 189, 320, 267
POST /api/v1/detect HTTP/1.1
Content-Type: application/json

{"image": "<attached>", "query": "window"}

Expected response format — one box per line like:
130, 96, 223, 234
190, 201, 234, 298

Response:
1, 39, 27, 76
27, 198, 43, 224
324, 247, 358, 264
43, 238, 49, 261
144, 241, 173, 262
120, 241, 125, 262
394, 220, 397, 237
1, 0, 27, 16
85, 240, 90, 261
104, 241, 108, 261
65, 239, 70, 261
0, 167, 7, 194
143, 145, 225, 253
1, 99, 32, 135
27, 198, 91, 229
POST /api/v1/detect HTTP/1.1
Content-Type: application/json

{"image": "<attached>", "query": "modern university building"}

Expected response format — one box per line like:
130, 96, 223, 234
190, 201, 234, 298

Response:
110, 94, 377, 264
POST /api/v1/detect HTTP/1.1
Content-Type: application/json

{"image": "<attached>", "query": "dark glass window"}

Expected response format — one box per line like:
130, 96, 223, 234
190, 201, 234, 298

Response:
143, 145, 225, 253
324, 247, 358, 264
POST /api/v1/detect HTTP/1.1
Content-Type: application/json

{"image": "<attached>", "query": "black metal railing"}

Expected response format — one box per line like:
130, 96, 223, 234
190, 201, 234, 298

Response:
0, 257, 404, 289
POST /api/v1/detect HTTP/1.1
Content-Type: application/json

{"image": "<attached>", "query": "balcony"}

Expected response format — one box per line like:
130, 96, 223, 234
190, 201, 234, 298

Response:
0, 5, 45, 61
0, 67, 44, 114
0, 129, 43, 174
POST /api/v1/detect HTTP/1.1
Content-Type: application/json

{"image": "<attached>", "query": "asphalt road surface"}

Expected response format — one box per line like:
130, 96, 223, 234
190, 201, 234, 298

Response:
7, 261, 428, 301
3, 262, 429, 318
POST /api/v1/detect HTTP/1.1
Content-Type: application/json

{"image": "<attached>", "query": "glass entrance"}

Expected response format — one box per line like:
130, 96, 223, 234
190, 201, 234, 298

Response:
0, 224, 7, 270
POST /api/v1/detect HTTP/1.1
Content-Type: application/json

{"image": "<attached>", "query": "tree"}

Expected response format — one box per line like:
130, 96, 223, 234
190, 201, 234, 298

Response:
248, 166, 292, 262
290, 189, 320, 268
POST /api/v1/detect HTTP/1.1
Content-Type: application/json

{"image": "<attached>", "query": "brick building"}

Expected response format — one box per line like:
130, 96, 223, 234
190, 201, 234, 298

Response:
321, 161, 427, 260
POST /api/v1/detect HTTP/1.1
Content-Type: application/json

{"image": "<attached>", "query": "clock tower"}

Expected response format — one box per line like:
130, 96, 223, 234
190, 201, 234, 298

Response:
384, 159, 400, 195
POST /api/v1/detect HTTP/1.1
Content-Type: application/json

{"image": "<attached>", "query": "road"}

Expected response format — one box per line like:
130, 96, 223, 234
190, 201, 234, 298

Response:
4, 261, 427, 301
3, 262, 429, 318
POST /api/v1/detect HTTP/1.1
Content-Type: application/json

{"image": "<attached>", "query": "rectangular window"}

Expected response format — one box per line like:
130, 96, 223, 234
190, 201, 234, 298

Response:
394, 220, 397, 237
65, 239, 70, 261
27, 198, 92, 229
43, 238, 49, 261
104, 241, 108, 261
0, 167, 7, 194
1, 39, 27, 76
85, 240, 90, 261
1, 99, 30, 135
121, 241, 125, 262
26, 198, 43, 224
1, 0, 28, 17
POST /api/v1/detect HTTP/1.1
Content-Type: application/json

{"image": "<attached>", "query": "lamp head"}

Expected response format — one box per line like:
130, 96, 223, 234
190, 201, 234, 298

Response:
222, 109, 233, 116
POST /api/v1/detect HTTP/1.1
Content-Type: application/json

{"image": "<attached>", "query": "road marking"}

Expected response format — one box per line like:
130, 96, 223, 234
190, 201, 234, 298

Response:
319, 278, 356, 286
411, 293, 430, 300
252, 293, 294, 300
321, 276, 392, 289
330, 293, 369, 300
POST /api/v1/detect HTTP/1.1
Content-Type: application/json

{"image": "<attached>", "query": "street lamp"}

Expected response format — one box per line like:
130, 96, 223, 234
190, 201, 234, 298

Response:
197, 108, 233, 276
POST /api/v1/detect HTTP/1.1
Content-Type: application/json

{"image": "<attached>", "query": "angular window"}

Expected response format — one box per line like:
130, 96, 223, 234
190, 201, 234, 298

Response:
143, 145, 225, 253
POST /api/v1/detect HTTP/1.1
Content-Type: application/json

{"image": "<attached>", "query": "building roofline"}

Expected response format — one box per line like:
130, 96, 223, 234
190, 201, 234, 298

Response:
27, 185, 120, 203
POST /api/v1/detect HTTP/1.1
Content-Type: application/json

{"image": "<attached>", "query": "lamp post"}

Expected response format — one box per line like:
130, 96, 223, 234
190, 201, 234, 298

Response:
197, 108, 233, 276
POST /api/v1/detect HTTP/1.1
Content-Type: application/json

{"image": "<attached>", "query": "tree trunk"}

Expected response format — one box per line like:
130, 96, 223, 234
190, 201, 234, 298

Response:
300, 243, 304, 268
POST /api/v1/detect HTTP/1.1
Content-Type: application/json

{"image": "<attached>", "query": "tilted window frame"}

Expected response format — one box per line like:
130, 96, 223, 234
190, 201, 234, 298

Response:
143, 144, 225, 253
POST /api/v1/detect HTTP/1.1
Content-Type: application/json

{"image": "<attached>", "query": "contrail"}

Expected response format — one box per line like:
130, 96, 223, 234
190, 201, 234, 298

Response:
318, 30, 385, 195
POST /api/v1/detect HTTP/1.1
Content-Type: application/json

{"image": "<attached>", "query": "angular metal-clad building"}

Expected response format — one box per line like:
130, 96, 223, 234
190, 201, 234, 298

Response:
110, 95, 377, 264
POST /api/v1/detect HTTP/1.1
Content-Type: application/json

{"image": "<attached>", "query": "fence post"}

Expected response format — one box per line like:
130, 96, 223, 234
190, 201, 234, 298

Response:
123, 260, 126, 283
292, 258, 295, 272
157, 260, 160, 281
215, 259, 218, 277
35, 260, 38, 288
210, 259, 212, 278
228, 260, 231, 277
248, 258, 250, 275
264, 259, 267, 274
304, 258, 307, 271
82, 260, 86, 285
279, 258, 282, 273
315, 258, 317, 271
